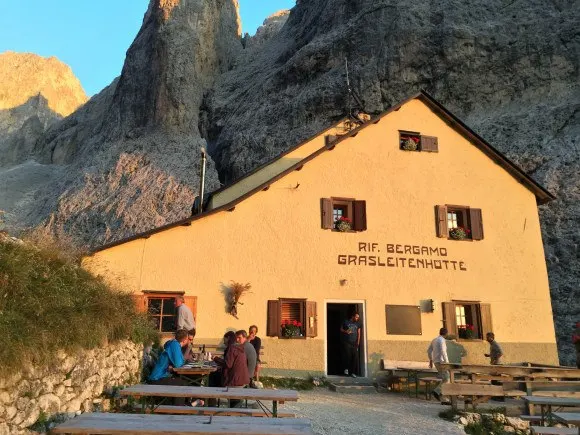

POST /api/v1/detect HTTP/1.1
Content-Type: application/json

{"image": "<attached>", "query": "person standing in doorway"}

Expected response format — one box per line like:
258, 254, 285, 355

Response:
174, 295, 195, 331
428, 327, 450, 404
340, 312, 360, 377
484, 332, 504, 365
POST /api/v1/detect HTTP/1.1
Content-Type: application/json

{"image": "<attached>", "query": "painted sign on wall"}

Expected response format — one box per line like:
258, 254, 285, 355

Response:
337, 242, 467, 271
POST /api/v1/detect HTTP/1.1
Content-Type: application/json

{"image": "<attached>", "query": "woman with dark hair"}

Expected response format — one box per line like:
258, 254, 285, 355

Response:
248, 325, 262, 381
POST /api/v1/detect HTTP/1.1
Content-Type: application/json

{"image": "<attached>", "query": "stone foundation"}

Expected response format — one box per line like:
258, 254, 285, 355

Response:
0, 340, 142, 434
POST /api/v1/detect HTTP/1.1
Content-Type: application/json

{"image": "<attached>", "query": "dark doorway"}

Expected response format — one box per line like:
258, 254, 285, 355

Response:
326, 303, 365, 376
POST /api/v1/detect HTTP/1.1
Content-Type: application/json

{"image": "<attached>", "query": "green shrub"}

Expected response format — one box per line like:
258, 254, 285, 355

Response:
0, 238, 158, 370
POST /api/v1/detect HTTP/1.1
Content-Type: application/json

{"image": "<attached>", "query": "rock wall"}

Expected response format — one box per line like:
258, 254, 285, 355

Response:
0, 340, 142, 435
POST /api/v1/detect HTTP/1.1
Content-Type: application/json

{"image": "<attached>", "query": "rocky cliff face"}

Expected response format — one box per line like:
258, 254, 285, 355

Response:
202, 0, 579, 364
0, 52, 87, 166
0, 0, 578, 363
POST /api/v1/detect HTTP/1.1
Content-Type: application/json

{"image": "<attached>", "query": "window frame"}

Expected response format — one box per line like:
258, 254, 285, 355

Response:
132, 291, 197, 338
321, 197, 367, 232
279, 298, 307, 339
399, 131, 439, 152
435, 205, 484, 241
267, 299, 318, 338
442, 300, 493, 341
331, 197, 355, 231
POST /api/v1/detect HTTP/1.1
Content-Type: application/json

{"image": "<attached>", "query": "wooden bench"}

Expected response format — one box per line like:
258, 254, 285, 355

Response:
136, 404, 296, 418
52, 413, 314, 434
121, 384, 298, 418
530, 428, 579, 435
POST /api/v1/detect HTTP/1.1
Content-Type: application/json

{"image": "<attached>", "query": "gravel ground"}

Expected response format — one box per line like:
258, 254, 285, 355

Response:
282, 389, 464, 435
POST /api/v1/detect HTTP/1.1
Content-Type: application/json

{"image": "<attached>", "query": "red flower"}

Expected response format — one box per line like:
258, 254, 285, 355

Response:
338, 217, 351, 223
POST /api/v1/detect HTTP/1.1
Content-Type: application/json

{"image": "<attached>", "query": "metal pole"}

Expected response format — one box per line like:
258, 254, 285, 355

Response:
198, 148, 207, 215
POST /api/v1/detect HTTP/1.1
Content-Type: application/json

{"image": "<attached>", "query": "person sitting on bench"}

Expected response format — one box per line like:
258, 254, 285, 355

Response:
148, 329, 199, 406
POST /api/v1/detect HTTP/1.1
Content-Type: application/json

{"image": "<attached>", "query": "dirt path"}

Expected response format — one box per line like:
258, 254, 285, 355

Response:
283, 389, 463, 434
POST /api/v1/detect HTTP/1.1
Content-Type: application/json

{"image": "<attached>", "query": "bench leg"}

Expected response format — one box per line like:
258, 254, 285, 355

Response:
272, 401, 278, 418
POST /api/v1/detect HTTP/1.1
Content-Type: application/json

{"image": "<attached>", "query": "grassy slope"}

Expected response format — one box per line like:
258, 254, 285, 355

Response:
0, 237, 157, 370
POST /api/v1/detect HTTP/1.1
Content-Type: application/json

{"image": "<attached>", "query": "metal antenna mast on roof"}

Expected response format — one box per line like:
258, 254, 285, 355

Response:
344, 58, 365, 125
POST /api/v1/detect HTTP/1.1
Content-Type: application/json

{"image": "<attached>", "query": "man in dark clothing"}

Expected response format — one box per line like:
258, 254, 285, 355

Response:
340, 313, 360, 377
216, 331, 248, 408
248, 325, 262, 381
182, 328, 196, 362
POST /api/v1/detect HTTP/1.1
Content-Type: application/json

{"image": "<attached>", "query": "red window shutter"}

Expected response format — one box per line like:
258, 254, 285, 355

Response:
442, 302, 457, 335
131, 294, 147, 313
353, 200, 367, 231
435, 205, 448, 237
306, 301, 318, 338
421, 135, 439, 152
184, 296, 198, 321
469, 208, 484, 240
479, 304, 493, 338
321, 198, 334, 229
267, 300, 280, 337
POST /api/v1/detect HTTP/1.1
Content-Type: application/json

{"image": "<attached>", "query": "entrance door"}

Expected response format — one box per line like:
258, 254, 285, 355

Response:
326, 303, 365, 376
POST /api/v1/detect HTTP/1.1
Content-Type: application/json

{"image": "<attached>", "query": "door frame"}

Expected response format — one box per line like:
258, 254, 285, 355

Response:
324, 299, 368, 377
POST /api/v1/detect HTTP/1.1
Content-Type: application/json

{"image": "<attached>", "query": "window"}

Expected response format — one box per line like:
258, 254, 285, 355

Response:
435, 205, 484, 240
267, 299, 318, 338
442, 301, 493, 340
132, 292, 197, 335
321, 198, 367, 231
399, 131, 439, 152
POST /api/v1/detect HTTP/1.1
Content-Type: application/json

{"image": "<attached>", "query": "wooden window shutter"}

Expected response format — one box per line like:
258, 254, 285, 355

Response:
469, 208, 484, 240
321, 198, 334, 229
184, 296, 198, 321
421, 135, 439, 152
267, 300, 280, 337
479, 304, 493, 337
435, 205, 448, 237
442, 302, 457, 334
131, 294, 147, 313
353, 200, 367, 231
306, 301, 318, 337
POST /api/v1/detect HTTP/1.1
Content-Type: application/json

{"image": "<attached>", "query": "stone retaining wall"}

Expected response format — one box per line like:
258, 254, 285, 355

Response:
0, 340, 142, 434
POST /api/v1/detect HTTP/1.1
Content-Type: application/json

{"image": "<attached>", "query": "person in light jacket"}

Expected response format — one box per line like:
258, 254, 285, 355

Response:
428, 327, 450, 404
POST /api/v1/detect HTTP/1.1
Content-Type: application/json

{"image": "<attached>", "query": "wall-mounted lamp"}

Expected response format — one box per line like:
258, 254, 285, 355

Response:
420, 299, 436, 313
339, 279, 348, 286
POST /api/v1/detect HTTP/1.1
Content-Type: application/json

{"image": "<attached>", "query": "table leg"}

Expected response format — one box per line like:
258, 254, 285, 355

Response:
272, 401, 278, 418
540, 404, 545, 426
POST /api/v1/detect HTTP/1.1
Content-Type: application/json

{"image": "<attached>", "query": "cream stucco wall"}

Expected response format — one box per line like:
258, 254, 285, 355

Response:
84, 98, 558, 376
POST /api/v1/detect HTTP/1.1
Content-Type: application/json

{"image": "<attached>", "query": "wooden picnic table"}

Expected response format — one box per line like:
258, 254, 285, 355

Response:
395, 366, 438, 398
121, 385, 299, 417
553, 412, 580, 425
524, 396, 580, 426
173, 365, 217, 386
52, 413, 314, 434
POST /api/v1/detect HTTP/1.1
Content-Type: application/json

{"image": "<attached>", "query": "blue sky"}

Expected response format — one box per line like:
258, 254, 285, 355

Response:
0, 1, 295, 96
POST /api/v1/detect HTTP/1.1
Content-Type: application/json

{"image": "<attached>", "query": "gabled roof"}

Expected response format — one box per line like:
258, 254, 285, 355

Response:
92, 90, 554, 253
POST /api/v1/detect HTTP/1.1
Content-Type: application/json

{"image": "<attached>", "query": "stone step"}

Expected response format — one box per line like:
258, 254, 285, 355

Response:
329, 383, 377, 394
327, 376, 373, 385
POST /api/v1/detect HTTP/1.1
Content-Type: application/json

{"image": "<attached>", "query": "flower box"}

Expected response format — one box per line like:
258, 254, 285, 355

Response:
400, 135, 420, 151
281, 320, 303, 338
458, 324, 475, 339
334, 217, 352, 232
449, 226, 470, 240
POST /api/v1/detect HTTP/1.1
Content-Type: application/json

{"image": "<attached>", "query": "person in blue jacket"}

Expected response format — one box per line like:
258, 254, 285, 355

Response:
147, 329, 190, 405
